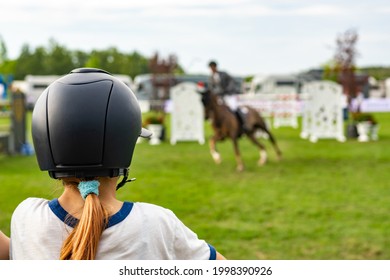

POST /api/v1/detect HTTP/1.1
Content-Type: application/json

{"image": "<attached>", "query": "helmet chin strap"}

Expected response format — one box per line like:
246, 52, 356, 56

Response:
116, 169, 136, 190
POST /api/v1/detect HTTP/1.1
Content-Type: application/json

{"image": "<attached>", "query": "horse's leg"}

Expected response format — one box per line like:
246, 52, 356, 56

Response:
246, 132, 268, 166
252, 112, 282, 161
209, 135, 222, 164
261, 128, 282, 161
232, 138, 244, 172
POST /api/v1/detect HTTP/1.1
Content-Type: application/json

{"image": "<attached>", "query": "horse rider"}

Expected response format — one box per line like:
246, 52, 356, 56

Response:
207, 60, 249, 132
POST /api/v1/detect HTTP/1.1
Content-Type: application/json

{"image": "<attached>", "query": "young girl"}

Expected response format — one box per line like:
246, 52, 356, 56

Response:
10, 68, 225, 260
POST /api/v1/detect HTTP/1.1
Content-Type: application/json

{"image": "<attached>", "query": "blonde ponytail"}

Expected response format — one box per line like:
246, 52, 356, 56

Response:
60, 180, 109, 260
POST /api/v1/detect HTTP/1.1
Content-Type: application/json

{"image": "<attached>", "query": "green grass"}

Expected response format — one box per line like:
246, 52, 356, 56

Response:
1, 112, 390, 260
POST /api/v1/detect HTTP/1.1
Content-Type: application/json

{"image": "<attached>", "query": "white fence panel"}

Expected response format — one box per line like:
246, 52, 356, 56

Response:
237, 93, 299, 129
272, 93, 299, 129
170, 82, 205, 145
300, 81, 346, 142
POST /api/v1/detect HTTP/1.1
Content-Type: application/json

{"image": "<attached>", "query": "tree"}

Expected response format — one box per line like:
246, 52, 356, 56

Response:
84, 47, 151, 78
0, 35, 7, 64
127, 51, 149, 78
13, 44, 48, 79
45, 39, 74, 75
0, 37, 184, 80
334, 28, 359, 105
149, 52, 178, 102
0, 35, 16, 76
71, 50, 89, 69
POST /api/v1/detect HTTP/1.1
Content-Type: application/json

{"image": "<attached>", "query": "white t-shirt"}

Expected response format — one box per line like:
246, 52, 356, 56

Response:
10, 198, 216, 260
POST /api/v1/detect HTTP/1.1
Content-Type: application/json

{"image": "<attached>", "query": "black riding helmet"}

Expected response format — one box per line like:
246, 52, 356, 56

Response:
32, 68, 151, 187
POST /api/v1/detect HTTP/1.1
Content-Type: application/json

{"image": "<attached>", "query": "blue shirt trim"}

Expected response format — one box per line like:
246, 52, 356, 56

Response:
208, 244, 217, 260
48, 198, 133, 229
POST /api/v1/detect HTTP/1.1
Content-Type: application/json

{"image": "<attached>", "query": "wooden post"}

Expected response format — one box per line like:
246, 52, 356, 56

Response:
10, 89, 26, 154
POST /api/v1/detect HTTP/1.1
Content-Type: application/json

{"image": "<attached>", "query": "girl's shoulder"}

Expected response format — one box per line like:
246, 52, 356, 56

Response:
13, 197, 49, 214
133, 202, 175, 216
131, 202, 180, 224
17, 197, 48, 206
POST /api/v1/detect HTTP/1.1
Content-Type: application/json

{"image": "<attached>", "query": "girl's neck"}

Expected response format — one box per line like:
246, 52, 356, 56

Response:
58, 178, 123, 219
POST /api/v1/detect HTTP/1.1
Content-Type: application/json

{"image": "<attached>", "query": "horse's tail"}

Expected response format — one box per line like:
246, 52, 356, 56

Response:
251, 110, 282, 158
259, 125, 276, 144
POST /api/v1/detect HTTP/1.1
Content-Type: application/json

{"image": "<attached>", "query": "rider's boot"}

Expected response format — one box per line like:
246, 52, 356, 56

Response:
235, 108, 250, 133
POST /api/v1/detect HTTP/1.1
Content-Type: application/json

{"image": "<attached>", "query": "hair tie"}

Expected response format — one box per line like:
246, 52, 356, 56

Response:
78, 180, 100, 200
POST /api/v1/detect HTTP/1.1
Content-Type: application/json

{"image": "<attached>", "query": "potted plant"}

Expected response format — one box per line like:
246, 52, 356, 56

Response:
142, 110, 165, 145
351, 112, 379, 142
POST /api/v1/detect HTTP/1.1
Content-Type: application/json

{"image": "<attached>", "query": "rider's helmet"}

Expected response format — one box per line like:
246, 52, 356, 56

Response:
208, 60, 217, 68
32, 68, 151, 185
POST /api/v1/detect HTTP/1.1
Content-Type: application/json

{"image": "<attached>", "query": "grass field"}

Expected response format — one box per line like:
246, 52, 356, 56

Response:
1, 112, 390, 260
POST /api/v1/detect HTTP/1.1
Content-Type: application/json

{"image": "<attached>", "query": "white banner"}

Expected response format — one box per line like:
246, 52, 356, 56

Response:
359, 98, 390, 112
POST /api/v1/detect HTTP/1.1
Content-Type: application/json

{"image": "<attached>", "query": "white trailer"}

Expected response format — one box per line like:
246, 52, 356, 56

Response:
25, 75, 59, 109
24, 74, 132, 110
248, 74, 299, 94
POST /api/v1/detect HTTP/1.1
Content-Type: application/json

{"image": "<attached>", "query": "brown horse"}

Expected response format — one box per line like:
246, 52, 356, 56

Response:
198, 84, 282, 171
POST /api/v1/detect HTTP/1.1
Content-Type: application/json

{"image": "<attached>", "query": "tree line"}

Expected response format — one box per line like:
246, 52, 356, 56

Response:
1, 35, 389, 83
0, 37, 184, 80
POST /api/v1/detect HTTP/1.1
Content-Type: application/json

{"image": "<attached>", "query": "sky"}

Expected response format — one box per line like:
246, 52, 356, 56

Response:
1, 0, 390, 77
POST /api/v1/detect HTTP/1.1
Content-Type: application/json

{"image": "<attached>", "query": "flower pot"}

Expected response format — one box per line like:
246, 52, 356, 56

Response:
370, 124, 379, 141
147, 124, 164, 145
356, 121, 371, 142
